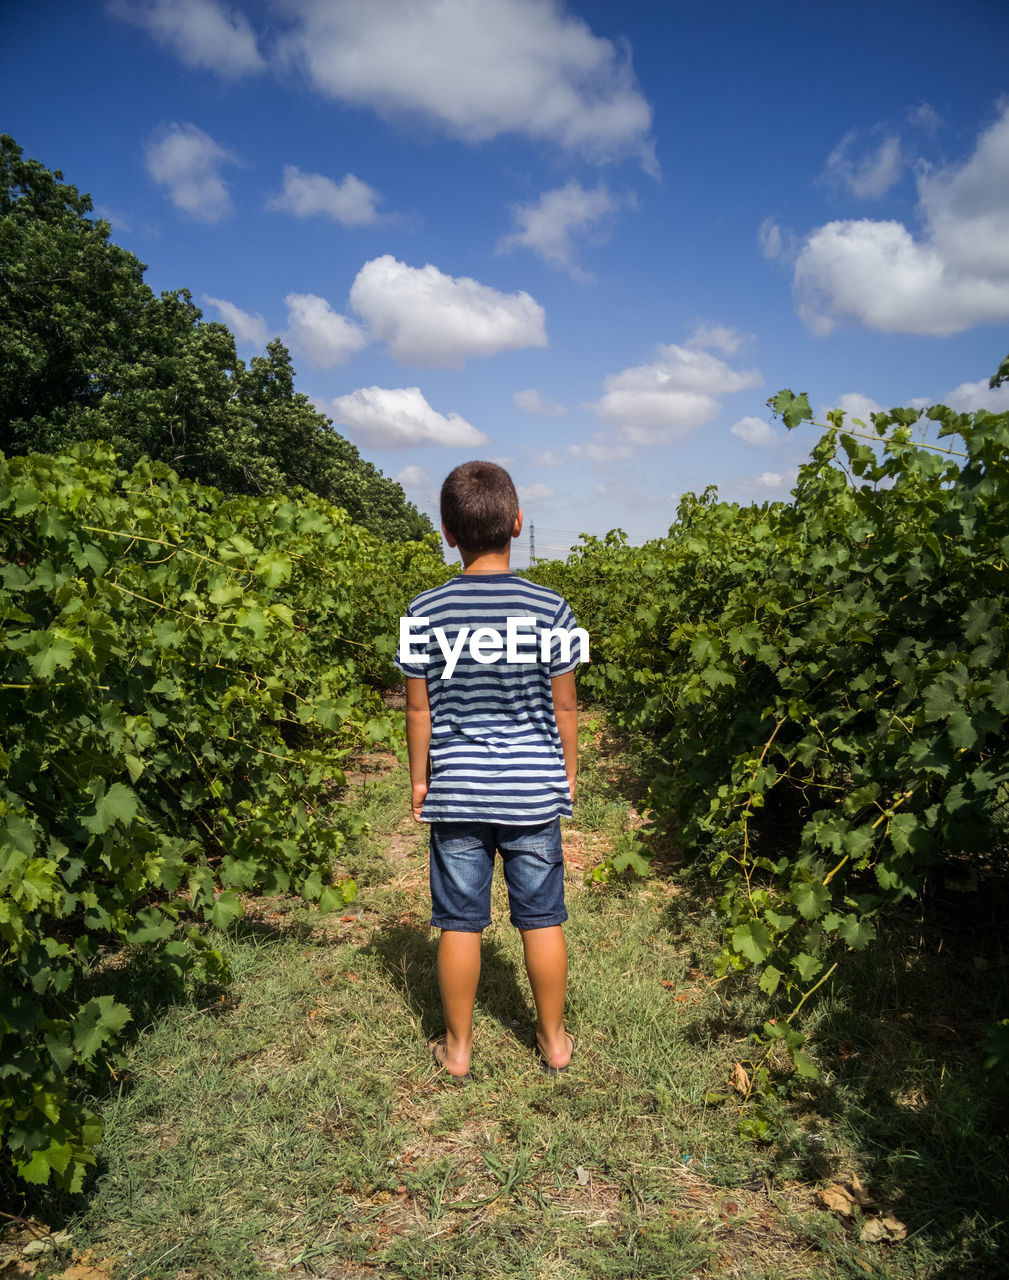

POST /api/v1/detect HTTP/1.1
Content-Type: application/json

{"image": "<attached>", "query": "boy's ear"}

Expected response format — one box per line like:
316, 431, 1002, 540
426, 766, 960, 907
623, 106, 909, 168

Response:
441, 522, 458, 549
512, 508, 523, 539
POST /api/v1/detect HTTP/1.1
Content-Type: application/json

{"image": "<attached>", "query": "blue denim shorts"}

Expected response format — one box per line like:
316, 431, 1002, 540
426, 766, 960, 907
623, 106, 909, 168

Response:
428, 818, 567, 932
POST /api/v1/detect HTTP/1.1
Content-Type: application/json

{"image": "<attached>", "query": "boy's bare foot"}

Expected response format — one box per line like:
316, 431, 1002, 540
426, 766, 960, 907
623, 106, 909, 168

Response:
536, 1030, 574, 1073
429, 1034, 472, 1081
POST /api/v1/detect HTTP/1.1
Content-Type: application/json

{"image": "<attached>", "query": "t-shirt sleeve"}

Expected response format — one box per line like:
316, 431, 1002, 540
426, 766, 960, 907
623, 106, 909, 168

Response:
394, 601, 430, 680
547, 595, 588, 677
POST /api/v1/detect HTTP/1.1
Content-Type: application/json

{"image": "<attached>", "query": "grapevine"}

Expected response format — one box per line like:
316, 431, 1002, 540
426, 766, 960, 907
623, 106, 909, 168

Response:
0, 440, 448, 1190
532, 373, 1009, 1088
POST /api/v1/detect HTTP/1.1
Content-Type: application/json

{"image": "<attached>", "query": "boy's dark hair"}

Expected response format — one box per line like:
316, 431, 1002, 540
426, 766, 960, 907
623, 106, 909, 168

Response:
441, 460, 519, 553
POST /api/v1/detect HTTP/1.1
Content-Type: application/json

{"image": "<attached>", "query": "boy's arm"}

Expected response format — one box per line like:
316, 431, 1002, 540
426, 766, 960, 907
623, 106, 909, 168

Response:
405, 676, 432, 822
550, 669, 578, 802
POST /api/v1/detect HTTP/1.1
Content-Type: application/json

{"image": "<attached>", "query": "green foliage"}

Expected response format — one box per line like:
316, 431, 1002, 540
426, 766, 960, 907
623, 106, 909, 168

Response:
0, 440, 448, 1191
530, 359, 1009, 1083
767, 388, 812, 430
0, 134, 431, 543
982, 1018, 1009, 1079
990, 353, 1009, 390
583, 831, 651, 885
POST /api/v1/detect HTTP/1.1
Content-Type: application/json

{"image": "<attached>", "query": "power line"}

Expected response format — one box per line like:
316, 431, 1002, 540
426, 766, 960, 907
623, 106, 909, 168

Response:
529, 524, 671, 538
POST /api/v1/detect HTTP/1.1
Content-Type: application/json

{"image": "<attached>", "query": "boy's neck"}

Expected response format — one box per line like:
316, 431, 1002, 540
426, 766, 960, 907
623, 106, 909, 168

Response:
459, 546, 513, 575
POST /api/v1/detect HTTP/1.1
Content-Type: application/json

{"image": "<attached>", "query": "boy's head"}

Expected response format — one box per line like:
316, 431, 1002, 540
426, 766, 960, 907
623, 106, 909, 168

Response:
440, 460, 519, 553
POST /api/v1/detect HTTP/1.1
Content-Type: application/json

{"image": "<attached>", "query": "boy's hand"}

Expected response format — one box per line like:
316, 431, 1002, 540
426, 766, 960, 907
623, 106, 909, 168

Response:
551, 670, 578, 808
405, 677, 432, 824
411, 781, 429, 823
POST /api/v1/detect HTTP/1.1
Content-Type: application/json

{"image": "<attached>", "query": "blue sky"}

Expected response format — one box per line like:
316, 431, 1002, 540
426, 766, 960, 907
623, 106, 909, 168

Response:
4, 0, 1008, 564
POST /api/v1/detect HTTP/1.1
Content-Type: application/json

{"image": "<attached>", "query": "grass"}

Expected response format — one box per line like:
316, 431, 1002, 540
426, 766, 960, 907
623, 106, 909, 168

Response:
6, 710, 1008, 1279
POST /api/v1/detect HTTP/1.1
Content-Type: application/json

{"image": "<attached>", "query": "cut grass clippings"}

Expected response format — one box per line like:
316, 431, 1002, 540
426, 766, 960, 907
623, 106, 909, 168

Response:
6, 709, 1008, 1280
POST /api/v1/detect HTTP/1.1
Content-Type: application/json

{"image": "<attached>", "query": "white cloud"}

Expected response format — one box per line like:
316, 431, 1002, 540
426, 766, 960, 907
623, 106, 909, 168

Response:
823, 130, 903, 199
759, 217, 801, 265
941, 377, 1009, 414
144, 123, 238, 222
266, 165, 383, 225
109, 0, 264, 77
918, 109, 1009, 278
730, 416, 777, 446
568, 433, 633, 464
284, 293, 368, 367
514, 389, 567, 416
759, 218, 784, 261
794, 101, 1009, 335
591, 343, 763, 444
201, 295, 268, 346
497, 182, 632, 279
732, 469, 799, 497
328, 386, 489, 448
589, 471, 671, 509
275, 0, 656, 168
531, 449, 567, 468
685, 323, 749, 355
834, 392, 884, 422
908, 103, 942, 133
517, 483, 554, 503
395, 462, 439, 511
92, 203, 132, 232
349, 255, 547, 367
395, 464, 432, 488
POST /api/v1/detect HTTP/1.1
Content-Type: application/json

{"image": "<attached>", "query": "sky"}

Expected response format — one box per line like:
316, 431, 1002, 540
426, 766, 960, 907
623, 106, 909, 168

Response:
3, 0, 1009, 565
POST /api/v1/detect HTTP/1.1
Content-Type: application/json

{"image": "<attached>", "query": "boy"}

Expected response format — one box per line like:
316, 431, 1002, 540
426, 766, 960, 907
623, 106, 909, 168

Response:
395, 461, 585, 1081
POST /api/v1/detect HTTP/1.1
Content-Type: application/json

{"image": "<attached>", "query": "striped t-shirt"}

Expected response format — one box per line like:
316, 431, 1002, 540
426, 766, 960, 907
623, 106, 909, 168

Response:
394, 573, 585, 824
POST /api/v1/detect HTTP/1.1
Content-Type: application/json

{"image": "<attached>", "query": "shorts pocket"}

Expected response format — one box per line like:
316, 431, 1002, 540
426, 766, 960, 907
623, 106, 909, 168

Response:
430, 824, 491, 857
497, 819, 563, 862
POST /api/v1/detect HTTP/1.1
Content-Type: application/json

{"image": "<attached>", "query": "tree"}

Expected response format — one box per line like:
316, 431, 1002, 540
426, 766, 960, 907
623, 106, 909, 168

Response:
0, 134, 148, 450
0, 135, 432, 543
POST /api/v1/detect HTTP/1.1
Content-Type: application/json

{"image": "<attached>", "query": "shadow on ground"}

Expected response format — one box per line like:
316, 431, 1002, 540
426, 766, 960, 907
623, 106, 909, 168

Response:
361, 921, 542, 1054
657, 862, 1009, 1279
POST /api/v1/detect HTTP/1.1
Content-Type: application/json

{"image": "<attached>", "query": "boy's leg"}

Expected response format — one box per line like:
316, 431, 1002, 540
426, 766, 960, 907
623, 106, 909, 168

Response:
428, 822, 495, 1077
519, 925, 572, 1069
435, 929, 482, 1076
498, 819, 571, 1070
